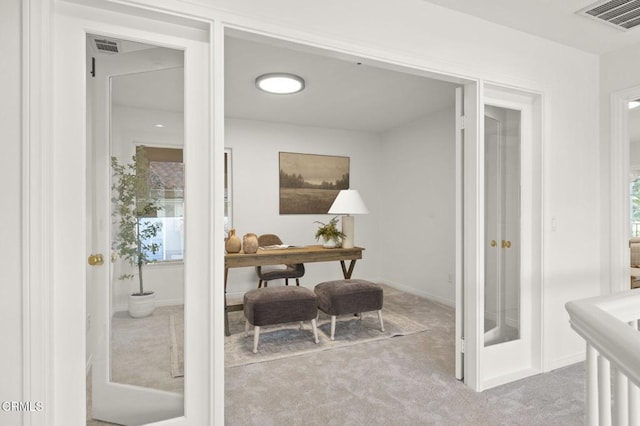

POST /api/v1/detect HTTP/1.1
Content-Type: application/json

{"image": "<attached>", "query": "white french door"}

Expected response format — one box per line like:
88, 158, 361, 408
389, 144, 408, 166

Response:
455, 86, 465, 381
54, 2, 215, 424
90, 40, 187, 424
457, 83, 541, 391
478, 87, 541, 390
455, 83, 480, 382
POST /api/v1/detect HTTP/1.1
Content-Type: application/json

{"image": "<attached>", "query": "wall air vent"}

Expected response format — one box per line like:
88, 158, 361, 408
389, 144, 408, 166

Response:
94, 38, 119, 53
579, 0, 640, 31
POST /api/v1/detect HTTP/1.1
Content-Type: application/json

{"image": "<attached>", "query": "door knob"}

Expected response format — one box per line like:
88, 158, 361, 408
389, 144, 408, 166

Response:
88, 253, 104, 266
501, 240, 511, 249
490, 240, 497, 247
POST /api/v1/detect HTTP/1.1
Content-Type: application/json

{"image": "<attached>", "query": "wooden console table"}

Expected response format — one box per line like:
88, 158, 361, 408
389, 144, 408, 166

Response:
224, 245, 364, 336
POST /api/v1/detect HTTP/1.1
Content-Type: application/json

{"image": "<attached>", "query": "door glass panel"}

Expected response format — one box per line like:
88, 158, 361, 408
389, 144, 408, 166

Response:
630, 100, 640, 239
484, 105, 521, 347
110, 62, 185, 396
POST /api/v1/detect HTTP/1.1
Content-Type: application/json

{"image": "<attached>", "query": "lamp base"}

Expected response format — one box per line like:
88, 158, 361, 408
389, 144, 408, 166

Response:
341, 215, 355, 249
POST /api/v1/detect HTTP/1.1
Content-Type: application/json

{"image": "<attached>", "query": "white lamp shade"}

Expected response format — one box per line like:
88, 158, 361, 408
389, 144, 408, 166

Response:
328, 189, 369, 215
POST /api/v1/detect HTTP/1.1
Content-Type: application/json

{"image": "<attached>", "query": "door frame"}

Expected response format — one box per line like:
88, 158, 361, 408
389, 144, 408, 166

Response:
22, 1, 55, 424
610, 85, 640, 295
24, 1, 221, 424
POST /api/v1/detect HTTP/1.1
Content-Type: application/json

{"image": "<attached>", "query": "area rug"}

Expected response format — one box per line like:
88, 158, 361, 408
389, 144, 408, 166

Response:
224, 308, 429, 368
169, 307, 428, 374
169, 314, 184, 378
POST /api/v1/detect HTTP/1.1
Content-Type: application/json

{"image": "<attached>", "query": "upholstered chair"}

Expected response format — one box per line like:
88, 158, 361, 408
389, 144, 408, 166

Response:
255, 234, 305, 288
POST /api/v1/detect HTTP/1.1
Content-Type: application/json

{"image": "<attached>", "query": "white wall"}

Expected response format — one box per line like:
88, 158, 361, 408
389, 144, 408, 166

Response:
1, 1, 23, 423
225, 118, 383, 296
225, 111, 457, 305
379, 107, 456, 306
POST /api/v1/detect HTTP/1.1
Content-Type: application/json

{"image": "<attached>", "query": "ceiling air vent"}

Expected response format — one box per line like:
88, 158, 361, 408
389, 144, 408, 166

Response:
94, 38, 119, 54
579, 0, 640, 30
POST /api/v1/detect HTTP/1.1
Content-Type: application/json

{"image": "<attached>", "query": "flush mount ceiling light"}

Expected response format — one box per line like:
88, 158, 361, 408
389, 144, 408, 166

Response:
255, 73, 305, 94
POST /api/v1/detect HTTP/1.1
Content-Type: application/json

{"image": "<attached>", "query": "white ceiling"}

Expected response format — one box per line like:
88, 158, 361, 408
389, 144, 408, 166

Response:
112, 67, 184, 113
111, 1, 640, 131
109, 34, 458, 133
422, 0, 640, 54
224, 36, 457, 133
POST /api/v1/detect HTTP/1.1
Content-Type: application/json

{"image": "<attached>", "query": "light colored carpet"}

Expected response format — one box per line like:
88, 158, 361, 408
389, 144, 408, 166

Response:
94, 284, 585, 425
225, 284, 585, 425
110, 305, 184, 394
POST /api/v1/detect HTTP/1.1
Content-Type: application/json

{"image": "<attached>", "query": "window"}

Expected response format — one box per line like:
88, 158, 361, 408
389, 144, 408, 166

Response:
136, 146, 232, 260
138, 146, 184, 262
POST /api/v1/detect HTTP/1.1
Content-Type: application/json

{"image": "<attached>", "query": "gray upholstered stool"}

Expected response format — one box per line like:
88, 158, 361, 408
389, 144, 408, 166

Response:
243, 286, 319, 353
314, 279, 384, 340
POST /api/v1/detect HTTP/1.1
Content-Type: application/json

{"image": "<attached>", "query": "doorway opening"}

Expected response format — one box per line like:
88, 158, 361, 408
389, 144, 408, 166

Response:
222, 28, 472, 391
222, 29, 543, 399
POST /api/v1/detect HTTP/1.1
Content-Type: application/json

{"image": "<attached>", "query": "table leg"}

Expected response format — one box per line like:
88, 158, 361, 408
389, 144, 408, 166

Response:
340, 259, 357, 279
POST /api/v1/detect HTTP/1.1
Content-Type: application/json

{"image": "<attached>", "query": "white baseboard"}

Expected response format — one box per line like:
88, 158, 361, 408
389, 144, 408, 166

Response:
229, 278, 455, 307
544, 352, 585, 372
227, 283, 316, 301
482, 367, 540, 391
483, 311, 520, 329
378, 279, 455, 308
114, 297, 185, 312
155, 298, 184, 308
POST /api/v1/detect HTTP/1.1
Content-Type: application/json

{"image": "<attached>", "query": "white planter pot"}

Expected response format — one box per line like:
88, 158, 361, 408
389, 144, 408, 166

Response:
323, 239, 338, 248
128, 292, 155, 318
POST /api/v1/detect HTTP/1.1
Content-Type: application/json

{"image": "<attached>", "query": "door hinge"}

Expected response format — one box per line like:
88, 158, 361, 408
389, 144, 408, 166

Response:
91, 57, 96, 78
459, 115, 465, 130
460, 337, 465, 354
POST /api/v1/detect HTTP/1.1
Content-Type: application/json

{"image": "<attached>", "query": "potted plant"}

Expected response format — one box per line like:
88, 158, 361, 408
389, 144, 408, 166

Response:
111, 153, 162, 318
315, 216, 345, 248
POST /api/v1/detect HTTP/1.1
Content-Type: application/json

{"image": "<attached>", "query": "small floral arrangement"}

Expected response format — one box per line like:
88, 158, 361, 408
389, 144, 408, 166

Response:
314, 216, 345, 247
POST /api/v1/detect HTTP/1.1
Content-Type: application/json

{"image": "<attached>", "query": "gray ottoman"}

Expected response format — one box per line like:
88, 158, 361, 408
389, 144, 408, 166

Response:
243, 286, 319, 353
314, 279, 384, 340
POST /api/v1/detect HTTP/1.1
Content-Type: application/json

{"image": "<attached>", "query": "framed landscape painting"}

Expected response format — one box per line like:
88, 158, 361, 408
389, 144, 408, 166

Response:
279, 152, 350, 214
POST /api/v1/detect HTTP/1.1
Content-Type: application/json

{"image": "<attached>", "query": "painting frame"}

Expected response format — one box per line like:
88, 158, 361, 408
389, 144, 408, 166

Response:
279, 152, 350, 214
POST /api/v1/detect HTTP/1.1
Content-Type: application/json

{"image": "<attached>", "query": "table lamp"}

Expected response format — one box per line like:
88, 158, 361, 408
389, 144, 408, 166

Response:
328, 189, 369, 249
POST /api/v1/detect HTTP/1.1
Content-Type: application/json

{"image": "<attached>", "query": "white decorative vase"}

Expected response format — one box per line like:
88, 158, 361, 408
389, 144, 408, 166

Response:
128, 292, 155, 318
